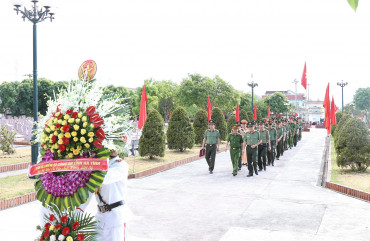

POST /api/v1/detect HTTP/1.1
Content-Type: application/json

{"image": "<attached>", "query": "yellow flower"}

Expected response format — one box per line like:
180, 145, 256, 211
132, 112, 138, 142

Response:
49, 225, 54, 231
88, 132, 94, 137
73, 137, 79, 142
68, 118, 75, 124
72, 131, 77, 137
81, 129, 87, 135
64, 114, 70, 120
65, 132, 71, 138
66, 148, 69, 151
45, 128, 51, 133
78, 113, 83, 118
58, 119, 62, 124
54, 144, 58, 149
62, 120, 67, 126
77, 146, 82, 150
58, 139, 63, 145
80, 137, 86, 143
74, 125, 80, 131
68, 153, 74, 158
53, 118, 58, 124
90, 124, 95, 128
44, 137, 49, 142
73, 149, 80, 155
82, 116, 87, 122
89, 138, 94, 143
50, 125, 55, 131
55, 112, 60, 117
50, 149, 55, 153
58, 133, 64, 139
49, 134, 54, 139
67, 236, 73, 241
83, 122, 87, 128
57, 150, 61, 154
76, 118, 81, 124
54, 131, 58, 136
43, 145, 48, 150
84, 143, 90, 148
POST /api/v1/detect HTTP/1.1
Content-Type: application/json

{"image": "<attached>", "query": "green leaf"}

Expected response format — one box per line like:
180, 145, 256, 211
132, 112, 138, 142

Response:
347, 0, 359, 11
96, 148, 110, 159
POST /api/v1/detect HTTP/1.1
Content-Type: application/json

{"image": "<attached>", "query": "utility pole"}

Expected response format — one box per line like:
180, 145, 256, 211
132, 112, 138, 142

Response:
247, 74, 258, 112
337, 80, 348, 112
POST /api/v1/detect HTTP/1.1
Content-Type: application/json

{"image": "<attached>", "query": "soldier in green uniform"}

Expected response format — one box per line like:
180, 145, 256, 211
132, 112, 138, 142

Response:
258, 121, 270, 171
298, 117, 303, 141
284, 119, 290, 150
201, 119, 221, 174
238, 120, 248, 169
242, 122, 262, 177
293, 119, 299, 147
267, 121, 277, 166
226, 124, 244, 176
288, 118, 295, 149
275, 121, 284, 160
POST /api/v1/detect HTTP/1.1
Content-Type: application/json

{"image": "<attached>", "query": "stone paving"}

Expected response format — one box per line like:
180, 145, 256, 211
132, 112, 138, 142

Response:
0, 129, 369, 241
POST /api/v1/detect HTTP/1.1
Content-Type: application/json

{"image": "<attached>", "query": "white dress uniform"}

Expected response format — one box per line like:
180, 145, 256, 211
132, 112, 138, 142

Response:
95, 156, 129, 241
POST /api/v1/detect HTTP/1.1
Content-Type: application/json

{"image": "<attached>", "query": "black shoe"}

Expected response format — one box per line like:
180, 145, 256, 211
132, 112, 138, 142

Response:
247, 174, 253, 177
210, 170, 213, 174
276, 157, 279, 160
272, 163, 274, 166
233, 173, 237, 176
264, 166, 266, 171
238, 168, 241, 171
255, 170, 258, 175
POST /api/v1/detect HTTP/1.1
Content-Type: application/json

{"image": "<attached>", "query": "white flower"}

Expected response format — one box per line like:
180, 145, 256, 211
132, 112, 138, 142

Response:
58, 234, 65, 241
50, 235, 56, 241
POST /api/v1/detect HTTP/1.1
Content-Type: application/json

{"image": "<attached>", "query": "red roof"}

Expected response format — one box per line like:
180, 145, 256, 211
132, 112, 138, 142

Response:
286, 94, 305, 100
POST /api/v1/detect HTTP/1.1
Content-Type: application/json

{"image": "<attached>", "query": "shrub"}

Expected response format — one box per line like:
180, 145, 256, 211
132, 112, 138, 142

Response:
331, 124, 336, 137
239, 109, 249, 122
334, 114, 352, 145
227, 114, 237, 135
336, 112, 344, 124
0, 125, 16, 154
211, 107, 227, 140
167, 107, 195, 151
335, 118, 370, 172
139, 110, 166, 159
193, 109, 208, 144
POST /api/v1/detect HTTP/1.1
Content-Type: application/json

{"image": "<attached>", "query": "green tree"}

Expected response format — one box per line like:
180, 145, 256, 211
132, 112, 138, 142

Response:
246, 111, 254, 122
133, 79, 159, 116
183, 104, 201, 119
335, 117, 370, 171
239, 92, 255, 112
211, 107, 227, 140
263, 92, 290, 115
227, 114, 237, 135
167, 107, 195, 151
103, 85, 136, 117
353, 87, 370, 111
212, 76, 239, 112
239, 109, 249, 122
0, 81, 19, 116
256, 99, 268, 120
138, 110, 165, 159
336, 112, 344, 125
334, 114, 352, 145
193, 109, 208, 144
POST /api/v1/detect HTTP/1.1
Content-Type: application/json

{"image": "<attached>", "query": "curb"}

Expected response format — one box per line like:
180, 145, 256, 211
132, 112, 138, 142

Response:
0, 147, 228, 210
128, 147, 227, 179
0, 162, 30, 173
325, 182, 370, 202
0, 192, 36, 211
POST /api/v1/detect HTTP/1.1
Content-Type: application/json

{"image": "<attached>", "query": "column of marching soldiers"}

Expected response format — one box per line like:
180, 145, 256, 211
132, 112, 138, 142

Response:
202, 117, 304, 177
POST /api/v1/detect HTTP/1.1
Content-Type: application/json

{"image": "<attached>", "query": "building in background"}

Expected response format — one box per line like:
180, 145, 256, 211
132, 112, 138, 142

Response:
305, 100, 324, 123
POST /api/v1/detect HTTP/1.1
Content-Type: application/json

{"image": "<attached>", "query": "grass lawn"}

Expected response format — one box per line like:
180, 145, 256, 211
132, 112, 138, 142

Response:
0, 148, 31, 166
125, 143, 226, 174
330, 137, 370, 193
0, 173, 36, 200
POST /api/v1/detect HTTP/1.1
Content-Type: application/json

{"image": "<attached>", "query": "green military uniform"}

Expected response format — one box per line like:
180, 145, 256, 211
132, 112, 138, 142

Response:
298, 120, 303, 141
276, 124, 283, 160
268, 123, 277, 166
227, 130, 243, 175
258, 123, 270, 171
293, 121, 299, 146
203, 120, 221, 173
289, 121, 295, 148
284, 122, 290, 150
243, 123, 261, 176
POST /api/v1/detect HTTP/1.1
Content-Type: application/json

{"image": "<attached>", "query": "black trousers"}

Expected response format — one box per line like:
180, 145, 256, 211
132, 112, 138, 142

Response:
247, 145, 258, 175
268, 140, 276, 165
276, 139, 283, 158
294, 134, 298, 147
205, 144, 217, 171
258, 143, 268, 169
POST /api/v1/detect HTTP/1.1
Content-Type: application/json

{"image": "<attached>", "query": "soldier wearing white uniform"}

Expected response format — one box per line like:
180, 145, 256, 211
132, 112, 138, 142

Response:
95, 149, 128, 241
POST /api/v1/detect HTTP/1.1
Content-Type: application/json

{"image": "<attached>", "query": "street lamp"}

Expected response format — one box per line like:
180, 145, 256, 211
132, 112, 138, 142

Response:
247, 74, 258, 112
13, 0, 55, 164
337, 80, 348, 113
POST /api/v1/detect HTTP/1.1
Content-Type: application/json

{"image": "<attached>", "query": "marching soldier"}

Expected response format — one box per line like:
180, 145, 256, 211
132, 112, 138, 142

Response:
288, 118, 295, 149
226, 124, 244, 176
201, 119, 221, 174
258, 121, 270, 171
238, 120, 248, 170
267, 121, 277, 166
293, 119, 299, 147
275, 121, 284, 160
242, 122, 262, 177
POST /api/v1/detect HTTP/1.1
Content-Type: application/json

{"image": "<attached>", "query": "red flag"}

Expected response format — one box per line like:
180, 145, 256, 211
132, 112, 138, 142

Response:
138, 85, 147, 130
235, 101, 240, 122
207, 96, 212, 121
295, 113, 298, 118
253, 104, 257, 121
301, 62, 307, 90
276, 113, 279, 118
268, 105, 271, 119
331, 97, 338, 126
323, 83, 331, 134
362, 114, 364, 121
168, 107, 171, 120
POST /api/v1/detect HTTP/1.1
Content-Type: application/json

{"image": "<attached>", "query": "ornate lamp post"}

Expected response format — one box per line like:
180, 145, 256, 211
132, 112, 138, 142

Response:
337, 80, 348, 113
13, 0, 55, 164
247, 74, 258, 112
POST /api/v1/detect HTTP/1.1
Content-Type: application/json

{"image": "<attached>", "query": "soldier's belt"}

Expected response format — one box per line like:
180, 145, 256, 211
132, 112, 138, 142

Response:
231, 147, 240, 150
206, 144, 216, 146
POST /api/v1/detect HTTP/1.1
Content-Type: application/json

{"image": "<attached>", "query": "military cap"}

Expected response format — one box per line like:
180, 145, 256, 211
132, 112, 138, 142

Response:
247, 122, 254, 127
268, 121, 273, 125
232, 125, 239, 130
208, 119, 216, 125
258, 120, 264, 125
241, 119, 248, 124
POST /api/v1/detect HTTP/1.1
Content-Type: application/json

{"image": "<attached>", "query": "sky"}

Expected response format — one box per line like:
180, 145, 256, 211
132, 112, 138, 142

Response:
0, 0, 369, 109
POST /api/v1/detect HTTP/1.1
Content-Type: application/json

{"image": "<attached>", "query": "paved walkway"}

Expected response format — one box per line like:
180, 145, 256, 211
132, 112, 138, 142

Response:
0, 129, 369, 241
